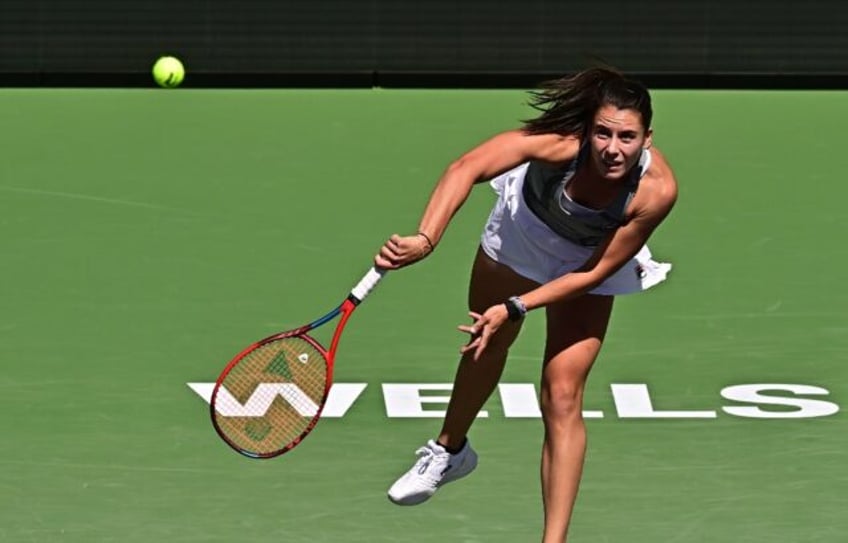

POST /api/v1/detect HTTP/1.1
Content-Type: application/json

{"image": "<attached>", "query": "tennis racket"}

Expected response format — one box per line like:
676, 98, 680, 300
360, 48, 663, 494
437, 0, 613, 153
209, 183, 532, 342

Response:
210, 266, 385, 458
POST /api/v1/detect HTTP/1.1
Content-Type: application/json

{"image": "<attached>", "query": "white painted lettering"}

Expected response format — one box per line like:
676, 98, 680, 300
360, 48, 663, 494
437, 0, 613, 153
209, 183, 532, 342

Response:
721, 384, 839, 419
382, 383, 489, 418
612, 384, 717, 419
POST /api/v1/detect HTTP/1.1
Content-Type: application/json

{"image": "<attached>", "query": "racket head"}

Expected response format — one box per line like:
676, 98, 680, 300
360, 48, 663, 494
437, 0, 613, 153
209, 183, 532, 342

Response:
210, 331, 330, 458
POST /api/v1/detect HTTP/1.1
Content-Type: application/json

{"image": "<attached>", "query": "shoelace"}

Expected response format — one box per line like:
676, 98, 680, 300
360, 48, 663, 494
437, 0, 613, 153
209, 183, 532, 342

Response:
412, 445, 448, 486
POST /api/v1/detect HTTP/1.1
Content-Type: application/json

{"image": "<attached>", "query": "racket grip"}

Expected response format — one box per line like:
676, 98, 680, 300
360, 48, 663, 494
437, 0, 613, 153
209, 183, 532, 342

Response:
349, 266, 386, 303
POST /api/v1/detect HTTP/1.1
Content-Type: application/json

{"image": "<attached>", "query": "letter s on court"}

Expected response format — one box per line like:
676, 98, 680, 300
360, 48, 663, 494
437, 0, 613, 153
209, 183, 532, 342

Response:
720, 384, 840, 419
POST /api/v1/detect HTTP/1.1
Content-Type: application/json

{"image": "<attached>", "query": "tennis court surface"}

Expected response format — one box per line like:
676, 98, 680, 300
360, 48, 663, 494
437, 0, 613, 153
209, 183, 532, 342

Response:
1, 89, 845, 542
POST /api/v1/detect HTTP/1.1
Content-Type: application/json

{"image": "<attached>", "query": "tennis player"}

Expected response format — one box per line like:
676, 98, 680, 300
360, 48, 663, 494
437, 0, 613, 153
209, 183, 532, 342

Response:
376, 66, 677, 542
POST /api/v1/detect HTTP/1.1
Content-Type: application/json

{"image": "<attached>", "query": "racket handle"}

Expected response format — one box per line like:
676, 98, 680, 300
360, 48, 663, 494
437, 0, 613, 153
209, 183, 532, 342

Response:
349, 266, 386, 304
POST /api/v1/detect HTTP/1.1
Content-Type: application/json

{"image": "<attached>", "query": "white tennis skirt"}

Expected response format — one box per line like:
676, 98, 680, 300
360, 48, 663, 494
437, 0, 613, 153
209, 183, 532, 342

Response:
479, 163, 672, 296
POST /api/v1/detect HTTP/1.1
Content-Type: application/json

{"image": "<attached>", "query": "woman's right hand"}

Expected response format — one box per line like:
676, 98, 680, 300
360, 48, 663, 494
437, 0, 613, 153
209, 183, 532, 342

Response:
375, 233, 433, 269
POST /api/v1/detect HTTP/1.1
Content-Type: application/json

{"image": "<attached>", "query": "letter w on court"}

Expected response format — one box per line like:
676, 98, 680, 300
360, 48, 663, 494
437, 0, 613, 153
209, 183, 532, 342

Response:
212, 383, 320, 417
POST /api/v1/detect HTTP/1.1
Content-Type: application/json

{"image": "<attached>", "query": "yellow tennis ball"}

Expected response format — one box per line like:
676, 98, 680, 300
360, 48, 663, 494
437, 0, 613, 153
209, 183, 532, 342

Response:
152, 56, 185, 88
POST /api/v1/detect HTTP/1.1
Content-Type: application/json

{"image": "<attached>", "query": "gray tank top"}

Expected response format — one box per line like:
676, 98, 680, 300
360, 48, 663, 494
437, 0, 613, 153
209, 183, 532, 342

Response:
521, 147, 651, 247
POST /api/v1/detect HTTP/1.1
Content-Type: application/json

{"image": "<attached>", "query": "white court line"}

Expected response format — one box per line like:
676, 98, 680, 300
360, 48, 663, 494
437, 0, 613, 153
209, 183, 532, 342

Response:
0, 184, 196, 214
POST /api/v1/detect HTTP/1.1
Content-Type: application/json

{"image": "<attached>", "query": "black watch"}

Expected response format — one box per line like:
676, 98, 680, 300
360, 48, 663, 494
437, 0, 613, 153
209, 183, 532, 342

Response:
504, 296, 527, 321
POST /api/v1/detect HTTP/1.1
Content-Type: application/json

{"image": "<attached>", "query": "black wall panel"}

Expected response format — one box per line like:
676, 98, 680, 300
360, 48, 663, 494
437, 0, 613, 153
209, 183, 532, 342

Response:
2, 1, 847, 86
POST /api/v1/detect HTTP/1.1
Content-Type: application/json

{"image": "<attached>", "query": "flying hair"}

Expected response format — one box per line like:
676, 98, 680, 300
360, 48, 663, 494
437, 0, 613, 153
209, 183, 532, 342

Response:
523, 66, 653, 138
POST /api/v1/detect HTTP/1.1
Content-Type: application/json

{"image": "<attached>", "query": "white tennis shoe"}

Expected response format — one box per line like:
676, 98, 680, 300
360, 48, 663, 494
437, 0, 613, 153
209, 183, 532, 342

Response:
387, 439, 478, 505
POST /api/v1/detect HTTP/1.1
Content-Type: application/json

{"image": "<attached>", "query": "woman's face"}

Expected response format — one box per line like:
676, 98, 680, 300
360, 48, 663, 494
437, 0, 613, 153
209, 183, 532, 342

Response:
589, 104, 652, 181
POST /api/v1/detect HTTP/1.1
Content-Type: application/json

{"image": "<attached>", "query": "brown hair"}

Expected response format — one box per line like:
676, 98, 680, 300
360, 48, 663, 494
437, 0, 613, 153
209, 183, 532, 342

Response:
523, 67, 653, 138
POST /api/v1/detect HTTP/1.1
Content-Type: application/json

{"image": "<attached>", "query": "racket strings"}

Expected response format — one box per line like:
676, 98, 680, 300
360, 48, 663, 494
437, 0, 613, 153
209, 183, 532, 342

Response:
213, 336, 328, 455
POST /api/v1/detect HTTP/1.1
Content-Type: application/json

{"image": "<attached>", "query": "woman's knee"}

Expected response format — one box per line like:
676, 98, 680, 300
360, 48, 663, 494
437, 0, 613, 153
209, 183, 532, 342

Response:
540, 380, 584, 422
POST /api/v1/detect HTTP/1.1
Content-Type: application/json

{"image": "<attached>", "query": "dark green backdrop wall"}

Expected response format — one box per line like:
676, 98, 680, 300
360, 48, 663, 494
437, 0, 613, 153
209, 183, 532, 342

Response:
2, 0, 847, 87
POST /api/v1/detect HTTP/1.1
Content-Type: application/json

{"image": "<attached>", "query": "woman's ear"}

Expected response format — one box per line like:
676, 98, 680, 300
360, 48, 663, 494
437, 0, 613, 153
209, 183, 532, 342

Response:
644, 128, 653, 149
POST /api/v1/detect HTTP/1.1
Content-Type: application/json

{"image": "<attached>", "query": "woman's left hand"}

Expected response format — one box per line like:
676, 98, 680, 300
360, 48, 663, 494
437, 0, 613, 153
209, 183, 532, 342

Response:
458, 304, 509, 361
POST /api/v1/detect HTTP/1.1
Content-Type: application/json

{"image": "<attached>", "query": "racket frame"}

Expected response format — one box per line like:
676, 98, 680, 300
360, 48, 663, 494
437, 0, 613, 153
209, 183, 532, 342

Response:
210, 267, 383, 458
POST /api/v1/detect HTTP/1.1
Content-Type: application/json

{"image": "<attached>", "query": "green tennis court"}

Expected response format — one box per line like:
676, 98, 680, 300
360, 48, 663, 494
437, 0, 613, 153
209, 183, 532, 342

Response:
0, 88, 845, 542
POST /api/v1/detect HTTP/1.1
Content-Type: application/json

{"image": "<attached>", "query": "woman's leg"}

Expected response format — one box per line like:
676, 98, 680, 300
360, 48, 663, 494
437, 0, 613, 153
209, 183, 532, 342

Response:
540, 294, 614, 543
387, 247, 541, 505
437, 246, 541, 449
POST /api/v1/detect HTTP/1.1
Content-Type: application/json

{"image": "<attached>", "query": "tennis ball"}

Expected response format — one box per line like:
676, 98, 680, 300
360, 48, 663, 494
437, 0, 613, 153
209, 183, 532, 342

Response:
152, 56, 185, 88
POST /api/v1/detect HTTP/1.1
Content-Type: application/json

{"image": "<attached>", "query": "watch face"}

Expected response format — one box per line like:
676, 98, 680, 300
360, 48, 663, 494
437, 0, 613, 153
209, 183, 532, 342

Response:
506, 297, 526, 321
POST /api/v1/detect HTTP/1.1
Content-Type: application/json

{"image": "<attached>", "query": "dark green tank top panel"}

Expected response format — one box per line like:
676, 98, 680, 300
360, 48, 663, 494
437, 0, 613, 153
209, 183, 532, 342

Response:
521, 153, 642, 247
